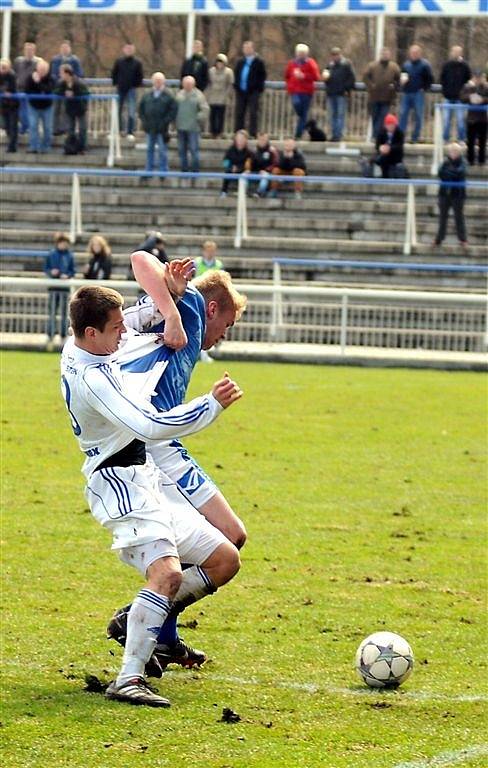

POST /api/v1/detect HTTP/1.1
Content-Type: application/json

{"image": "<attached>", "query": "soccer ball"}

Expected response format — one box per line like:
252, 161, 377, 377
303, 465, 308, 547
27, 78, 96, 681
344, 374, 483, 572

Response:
355, 631, 414, 688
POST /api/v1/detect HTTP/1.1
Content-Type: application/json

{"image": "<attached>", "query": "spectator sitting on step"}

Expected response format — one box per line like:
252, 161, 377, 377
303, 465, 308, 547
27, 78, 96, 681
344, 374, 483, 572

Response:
83, 235, 112, 280
127, 231, 168, 280
220, 129, 254, 197
0, 58, 19, 153
194, 240, 224, 277
244, 131, 279, 198
372, 113, 405, 178
44, 232, 76, 344
54, 64, 90, 154
433, 142, 467, 247
270, 138, 307, 199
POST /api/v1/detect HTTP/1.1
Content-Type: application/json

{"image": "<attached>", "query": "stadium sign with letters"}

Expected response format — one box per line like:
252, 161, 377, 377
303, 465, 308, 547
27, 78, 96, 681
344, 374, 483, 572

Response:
1, 0, 486, 15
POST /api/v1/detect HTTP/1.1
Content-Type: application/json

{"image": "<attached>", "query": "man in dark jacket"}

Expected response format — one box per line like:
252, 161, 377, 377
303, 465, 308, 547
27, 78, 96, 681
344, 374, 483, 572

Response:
0, 58, 18, 152
138, 72, 177, 180
372, 113, 404, 178
440, 45, 471, 142
25, 59, 55, 153
55, 65, 90, 152
13, 41, 39, 133
233, 40, 267, 138
220, 129, 254, 196
399, 44, 433, 143
180, 40, 209, 92
323, 46, 356, 141
50, 40, 84, 135
434, 143, 467, 246
460, 71, 488, 166
111, 43, 144, 138
244, 131, 279, 197
270, 138, 307, 199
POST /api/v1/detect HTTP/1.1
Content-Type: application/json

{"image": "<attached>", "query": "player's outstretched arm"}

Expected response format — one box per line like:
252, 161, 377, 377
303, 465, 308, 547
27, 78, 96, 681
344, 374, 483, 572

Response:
130, 250, 187, 350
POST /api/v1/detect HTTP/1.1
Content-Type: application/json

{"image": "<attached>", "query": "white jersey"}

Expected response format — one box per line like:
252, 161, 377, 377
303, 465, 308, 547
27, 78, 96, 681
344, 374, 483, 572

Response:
60, 336, 222, 478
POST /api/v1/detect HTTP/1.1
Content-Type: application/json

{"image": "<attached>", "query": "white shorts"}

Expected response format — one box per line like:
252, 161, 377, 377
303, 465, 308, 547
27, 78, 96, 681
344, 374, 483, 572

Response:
85, 459, 227, 576
149, 439, 217, 508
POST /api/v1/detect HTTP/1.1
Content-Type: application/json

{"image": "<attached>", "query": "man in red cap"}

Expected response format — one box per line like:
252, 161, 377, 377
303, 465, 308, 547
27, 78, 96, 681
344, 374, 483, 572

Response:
373, 113, 405, 178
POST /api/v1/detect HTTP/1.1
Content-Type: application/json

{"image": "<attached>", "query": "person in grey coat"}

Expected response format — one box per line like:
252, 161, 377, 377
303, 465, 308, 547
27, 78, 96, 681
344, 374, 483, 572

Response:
175, 75, 209, 173
206, 54, 234, 137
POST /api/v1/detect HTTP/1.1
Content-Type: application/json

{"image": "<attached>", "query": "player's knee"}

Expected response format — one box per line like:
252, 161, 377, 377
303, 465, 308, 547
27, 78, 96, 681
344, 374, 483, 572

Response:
225, 543, 241, 579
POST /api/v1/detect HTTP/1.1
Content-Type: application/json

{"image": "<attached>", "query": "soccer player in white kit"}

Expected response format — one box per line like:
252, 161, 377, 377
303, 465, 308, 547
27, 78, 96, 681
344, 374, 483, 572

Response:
61, 284, 243, 707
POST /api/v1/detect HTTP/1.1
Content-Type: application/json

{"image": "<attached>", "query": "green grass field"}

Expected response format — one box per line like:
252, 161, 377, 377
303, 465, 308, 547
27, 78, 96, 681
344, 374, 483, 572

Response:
1, 351, 487, 768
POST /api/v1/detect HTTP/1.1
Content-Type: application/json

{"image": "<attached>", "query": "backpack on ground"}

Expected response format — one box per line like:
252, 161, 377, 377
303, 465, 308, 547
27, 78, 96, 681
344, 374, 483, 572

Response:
64, 134, 83, 155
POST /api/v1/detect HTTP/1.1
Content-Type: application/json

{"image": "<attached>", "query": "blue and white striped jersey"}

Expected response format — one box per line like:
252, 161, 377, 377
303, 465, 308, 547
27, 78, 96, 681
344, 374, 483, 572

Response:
121, 286, 206, 411
60, 334, 221, 478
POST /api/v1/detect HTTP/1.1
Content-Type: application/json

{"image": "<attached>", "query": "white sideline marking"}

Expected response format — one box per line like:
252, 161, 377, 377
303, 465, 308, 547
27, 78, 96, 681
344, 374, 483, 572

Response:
393, 745, 488, 768
175, 672, 488, 704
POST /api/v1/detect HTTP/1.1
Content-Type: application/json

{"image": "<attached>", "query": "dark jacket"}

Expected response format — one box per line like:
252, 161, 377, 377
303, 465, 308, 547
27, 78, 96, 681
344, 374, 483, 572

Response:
401, 58, 433, 93
44, 247, 76, 278
277, 149, 307, 173
440, 59, 471, 100
55, 78, 90, 117
138, 89, 177, 135
85, 253, 112, 280
223, 144, 254, 171
460, 81, 488, 124
127, 234, 168, 280
246, 142, 279, 173
233, 56, 267, 94
375, 127, 404, 165
325, 58, 356, 96
50, 54, 83, 81
0, 70, 18, 112
181, 55, 209, 91
25, 73, 55, 110
438, 156, 466, 199
111, 56, 144, 93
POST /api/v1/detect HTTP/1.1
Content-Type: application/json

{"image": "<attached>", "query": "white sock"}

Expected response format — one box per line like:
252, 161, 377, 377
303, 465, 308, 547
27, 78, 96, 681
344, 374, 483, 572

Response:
116, 588, 171, 686
172, 566, 216, 614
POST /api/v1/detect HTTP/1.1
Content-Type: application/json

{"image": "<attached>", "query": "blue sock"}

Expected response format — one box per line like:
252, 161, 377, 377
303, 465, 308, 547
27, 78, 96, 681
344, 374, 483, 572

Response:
156, 611, 178, 645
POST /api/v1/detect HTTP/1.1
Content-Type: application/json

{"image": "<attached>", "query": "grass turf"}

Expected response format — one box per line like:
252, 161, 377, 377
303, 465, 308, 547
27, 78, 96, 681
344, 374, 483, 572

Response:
1, 351, 487, 768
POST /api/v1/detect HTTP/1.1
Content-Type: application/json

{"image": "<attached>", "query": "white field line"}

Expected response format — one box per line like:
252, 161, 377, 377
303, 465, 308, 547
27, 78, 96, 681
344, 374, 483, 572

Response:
393, 745, 488, 768
170, 671, 488, 704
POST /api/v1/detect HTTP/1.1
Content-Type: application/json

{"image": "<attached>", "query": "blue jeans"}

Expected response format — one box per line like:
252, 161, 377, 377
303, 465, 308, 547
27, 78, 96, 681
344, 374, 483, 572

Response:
399, 91, 424, 142
27, 103, 53, 151
19, 95, 29, 133
118, 88, 137, 134
442, 99, 466, 142
145, 132, 168, 173
47, 288, 69, 339
177, 130, 200, 173
327, 95, 346, 140
371, 101, 390, 138
291, 93, 312, 138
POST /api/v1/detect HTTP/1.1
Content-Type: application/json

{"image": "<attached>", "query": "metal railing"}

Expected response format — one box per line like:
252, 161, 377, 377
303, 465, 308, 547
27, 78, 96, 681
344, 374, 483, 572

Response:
0, 277, 486, 355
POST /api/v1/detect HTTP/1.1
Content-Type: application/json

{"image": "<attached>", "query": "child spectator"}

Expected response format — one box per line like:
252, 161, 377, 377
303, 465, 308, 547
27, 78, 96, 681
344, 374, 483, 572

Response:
83, 235, 112, 280
194, 240, 224, 277
245, 131, 279, 198
0, 58, 18, 152
207, 54, 234, 138
285, 43, 321, 140
220, 129, 254, 197
434, 143, 467, 247
44, 232, 76, 343
460, 70, 488, 166
270, 138, 307, 199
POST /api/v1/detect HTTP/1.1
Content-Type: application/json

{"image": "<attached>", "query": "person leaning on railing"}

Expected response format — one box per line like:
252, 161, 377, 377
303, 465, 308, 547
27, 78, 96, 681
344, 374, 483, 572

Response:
460, 70, 488, 167
55, 64, 90, 154
0, 58, 19, 153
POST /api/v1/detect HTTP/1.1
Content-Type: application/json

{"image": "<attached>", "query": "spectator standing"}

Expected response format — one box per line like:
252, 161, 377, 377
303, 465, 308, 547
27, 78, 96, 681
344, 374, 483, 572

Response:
372, 114, 405, 178
138, 72, 177, 182
220, 129, 254, 197
322, 46, 356, 142
83, 235, 112, 280
440, 45, 471, 142
285, 44, 321, 140
399, 44, 433, 143
233, 40, 267, 138
175, 75, 209, 174
460, 70, 488, 166
180, 39, 209, 92
25, 59, 55, 153
55, 65, 89, 153
194, 241, 224, 277
50, 40, 84, 135
270, 137, 307, 199
434, 143, 467, 247
13, 42, 39, 134
111, 43, 143, 138
207, 54, 234, 138
44, 232, 76, 344
363, 47, 400, 138
244, 131, 279, 198
0, 58, 19, 152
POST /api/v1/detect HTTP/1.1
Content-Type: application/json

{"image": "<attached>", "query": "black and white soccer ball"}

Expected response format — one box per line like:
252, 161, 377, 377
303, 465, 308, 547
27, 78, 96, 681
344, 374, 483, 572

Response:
355, 631, 414, 688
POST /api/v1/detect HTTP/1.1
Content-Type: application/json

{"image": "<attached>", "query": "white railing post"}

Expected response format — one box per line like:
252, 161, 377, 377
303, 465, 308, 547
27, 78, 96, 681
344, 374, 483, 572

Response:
107, 96, 121, 167
431, 104, 443, 176
234, 176, 248, 248
1, 10, 12, 60
340, 294, 349, 354
403, 183, 417, 256
270, 262, 283, 341
70, 173, 82, 244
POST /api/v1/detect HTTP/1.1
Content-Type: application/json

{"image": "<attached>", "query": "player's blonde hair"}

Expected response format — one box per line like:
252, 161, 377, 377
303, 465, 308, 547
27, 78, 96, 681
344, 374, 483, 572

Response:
70, 286, 123, 338
194, 270, 247, 321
